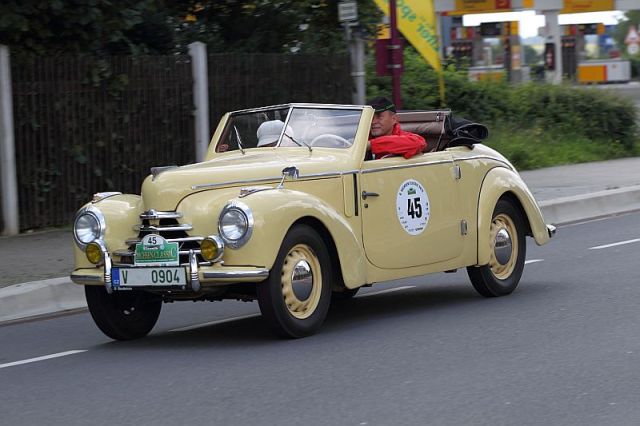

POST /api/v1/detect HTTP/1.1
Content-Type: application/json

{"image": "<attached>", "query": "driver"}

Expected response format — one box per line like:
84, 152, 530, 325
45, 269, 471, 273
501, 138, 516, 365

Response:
257, 120, 295, 148
367, 97, 426, 159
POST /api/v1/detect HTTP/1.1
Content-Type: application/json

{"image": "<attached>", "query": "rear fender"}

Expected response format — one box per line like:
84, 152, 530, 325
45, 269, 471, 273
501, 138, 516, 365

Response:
477, 167, 550, 265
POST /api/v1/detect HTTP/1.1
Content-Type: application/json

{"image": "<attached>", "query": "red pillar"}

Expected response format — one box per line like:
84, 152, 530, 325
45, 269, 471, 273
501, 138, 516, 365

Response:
389, 0, 402, 109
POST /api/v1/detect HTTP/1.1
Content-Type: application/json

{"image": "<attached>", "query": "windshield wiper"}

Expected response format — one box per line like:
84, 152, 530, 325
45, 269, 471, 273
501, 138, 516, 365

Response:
234, 125, 245, 155
285, 133, 312, 153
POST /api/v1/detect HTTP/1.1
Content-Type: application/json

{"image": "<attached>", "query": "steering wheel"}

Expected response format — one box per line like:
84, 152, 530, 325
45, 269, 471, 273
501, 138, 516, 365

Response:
309, 134, 351, 148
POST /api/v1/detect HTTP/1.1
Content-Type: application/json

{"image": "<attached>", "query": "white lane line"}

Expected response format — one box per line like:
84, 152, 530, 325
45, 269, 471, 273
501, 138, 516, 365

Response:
169, 313, 261, 333
0, 350, 87, 370
525, 259, 544, 264
589, 238, 640, 250
356, 285, 416, 298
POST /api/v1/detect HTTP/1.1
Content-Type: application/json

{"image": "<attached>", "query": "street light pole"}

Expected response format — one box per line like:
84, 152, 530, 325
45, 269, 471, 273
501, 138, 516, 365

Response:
389, 0, 402, 109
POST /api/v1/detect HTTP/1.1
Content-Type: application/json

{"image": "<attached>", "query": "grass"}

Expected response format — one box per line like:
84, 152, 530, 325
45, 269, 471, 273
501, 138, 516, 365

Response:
484, 124, 640, 171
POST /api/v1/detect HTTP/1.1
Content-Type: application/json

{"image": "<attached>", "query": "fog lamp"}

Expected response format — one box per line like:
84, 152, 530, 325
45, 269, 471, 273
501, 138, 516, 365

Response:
200, 236, 224, 262
85, 241, 104, 264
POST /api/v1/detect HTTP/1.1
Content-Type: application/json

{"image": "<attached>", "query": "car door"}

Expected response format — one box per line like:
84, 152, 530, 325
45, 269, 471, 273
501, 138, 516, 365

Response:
359, 152, 464, 269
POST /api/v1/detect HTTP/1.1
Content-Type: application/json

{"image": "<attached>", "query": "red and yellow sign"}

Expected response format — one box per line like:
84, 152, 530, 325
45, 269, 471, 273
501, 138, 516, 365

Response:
561, 0, 614, 13
452, 0, 512, 14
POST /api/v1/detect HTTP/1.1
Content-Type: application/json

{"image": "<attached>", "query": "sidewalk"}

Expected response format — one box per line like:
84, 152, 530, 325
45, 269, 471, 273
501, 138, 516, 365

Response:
1, 157, 640, 322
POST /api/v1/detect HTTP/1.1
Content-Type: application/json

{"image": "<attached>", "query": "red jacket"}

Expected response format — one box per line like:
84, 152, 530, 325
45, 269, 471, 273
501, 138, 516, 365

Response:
370, 123, 426, 159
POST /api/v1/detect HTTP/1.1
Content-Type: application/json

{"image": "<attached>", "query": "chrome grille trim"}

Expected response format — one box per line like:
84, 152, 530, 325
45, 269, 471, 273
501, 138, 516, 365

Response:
114, 249, 202, 257
125, 236, 203, 246
140, 210, 183, 220
133, 224, 193, 232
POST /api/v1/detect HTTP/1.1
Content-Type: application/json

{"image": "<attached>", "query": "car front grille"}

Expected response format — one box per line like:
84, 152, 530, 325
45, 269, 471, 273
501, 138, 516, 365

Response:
112, 209, 207, 266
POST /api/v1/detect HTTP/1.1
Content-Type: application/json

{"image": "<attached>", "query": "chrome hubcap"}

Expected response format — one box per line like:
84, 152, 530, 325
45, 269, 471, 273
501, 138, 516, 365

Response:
494, 228, 512, 265
291, 260, 313, 301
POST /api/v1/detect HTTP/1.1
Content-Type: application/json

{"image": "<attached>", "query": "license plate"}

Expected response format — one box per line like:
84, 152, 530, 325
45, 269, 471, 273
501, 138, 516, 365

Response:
112, 267, 187, 288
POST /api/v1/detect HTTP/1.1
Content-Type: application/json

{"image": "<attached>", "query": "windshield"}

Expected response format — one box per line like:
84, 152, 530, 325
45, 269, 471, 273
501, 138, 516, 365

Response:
216, 106, 362, 152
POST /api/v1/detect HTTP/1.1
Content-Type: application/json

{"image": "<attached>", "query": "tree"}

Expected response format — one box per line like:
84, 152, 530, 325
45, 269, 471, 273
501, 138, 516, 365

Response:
174, 0, 382, 54
0, 0, 382, 56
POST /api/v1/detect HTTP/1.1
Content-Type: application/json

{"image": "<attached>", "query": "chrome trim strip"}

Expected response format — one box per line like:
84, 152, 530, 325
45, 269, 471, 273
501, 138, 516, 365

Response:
140, 210, 183, 220
113, 249, 203, 257
125, 236, 203, 246
203, 269, 269, 279
192, 170, 359, 191
192, 176, 281, 190
362, 159, 452, 174
229, 103, 365, 115
70, 274, 102, 283
91, 192, 122, 203
361, 156, 512, 175
133, 224, 193, 232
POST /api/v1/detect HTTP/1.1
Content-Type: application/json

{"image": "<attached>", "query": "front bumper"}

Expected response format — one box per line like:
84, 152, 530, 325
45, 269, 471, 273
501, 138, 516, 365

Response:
71, 250, 269, 293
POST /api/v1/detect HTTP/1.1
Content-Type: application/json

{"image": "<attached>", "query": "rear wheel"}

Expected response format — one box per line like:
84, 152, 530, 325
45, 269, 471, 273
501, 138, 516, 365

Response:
85, 286, 162, 340
467, 199, 526, 297
257, 225, 332, 338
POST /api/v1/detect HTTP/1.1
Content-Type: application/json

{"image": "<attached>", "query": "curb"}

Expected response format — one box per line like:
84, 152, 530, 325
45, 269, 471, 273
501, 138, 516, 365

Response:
2, 186, 640, 325
0, 277, 86, 324
539, 185, 640, 225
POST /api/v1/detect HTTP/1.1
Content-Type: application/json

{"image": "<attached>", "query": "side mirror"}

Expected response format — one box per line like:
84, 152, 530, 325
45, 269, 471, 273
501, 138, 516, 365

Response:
278, 166, 299, 188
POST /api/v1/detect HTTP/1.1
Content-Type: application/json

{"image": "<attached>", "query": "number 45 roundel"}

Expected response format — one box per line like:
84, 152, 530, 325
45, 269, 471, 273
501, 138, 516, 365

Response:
396, 179, 430, 236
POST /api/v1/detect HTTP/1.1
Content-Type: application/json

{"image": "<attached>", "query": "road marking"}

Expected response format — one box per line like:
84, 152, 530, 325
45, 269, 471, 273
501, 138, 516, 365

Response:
169, 313, 261, 333
357, 285, 415, 298
525, 259, 544, 264
589, 238, 640, 250
0, 350, 87, 370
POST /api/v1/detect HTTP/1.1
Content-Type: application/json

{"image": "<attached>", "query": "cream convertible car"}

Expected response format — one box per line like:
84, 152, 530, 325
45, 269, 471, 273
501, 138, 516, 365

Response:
72, 103, 555, 339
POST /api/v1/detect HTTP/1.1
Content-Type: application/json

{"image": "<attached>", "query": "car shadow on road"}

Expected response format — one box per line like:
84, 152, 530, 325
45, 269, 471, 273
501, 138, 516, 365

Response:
92, 280, 551, 350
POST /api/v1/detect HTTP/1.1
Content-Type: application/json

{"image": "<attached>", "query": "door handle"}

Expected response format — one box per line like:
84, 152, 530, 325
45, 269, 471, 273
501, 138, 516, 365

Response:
362, 191, 379, 200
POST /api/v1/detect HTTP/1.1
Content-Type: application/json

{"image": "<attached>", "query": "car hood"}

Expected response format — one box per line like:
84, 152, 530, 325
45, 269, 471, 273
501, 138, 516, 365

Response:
140, 148, 356, 211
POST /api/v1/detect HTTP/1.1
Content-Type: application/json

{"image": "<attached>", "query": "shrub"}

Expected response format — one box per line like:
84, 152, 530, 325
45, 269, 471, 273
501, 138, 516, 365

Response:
367, 47, 639, 167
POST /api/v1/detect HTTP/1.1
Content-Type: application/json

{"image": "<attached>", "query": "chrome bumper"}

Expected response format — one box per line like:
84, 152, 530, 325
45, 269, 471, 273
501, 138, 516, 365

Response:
546, 224, 557, 238
71, 247, 269, 292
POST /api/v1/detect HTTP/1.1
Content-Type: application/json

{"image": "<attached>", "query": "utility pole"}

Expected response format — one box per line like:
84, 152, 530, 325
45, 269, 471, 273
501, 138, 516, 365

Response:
0, 45, 19, 235
389, 0, 402, 109
338, 1, 365, 105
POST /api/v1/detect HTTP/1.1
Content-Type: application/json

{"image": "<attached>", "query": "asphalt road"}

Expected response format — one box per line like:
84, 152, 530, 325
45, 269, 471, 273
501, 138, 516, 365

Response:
1, 211, 639, 425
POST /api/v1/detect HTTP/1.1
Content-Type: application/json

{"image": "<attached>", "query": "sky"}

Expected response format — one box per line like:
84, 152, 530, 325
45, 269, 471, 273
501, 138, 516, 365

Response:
463, 10, 626, 38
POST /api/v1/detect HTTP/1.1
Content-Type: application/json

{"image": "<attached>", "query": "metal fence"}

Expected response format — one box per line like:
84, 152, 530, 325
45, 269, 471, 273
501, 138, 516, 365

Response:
8, 52, 351, 231
12, 55, 195, 230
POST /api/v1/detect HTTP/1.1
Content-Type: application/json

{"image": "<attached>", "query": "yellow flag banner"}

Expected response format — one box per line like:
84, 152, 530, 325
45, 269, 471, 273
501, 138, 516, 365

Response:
373, 0, 445, 103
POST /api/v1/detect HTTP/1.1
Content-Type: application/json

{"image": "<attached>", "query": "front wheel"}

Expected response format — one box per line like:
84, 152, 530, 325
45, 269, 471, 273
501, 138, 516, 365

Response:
467, 199, 526, 297
257, 225, 332, 338
85, 286, 162, 340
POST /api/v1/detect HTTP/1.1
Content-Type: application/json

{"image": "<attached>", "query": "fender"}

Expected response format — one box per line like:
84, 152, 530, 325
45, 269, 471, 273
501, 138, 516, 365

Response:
73, 194, 143, 269
222, 189, 366, 288
477, 167, 550, 266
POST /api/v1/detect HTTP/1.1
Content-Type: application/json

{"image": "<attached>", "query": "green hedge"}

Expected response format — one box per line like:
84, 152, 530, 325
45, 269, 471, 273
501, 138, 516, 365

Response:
368, 48, 639, 169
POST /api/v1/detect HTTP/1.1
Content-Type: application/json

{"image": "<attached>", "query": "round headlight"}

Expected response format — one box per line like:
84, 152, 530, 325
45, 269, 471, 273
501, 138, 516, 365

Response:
218, 202, 253, 249
73, 206, 105, 248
